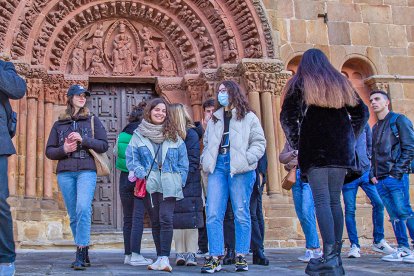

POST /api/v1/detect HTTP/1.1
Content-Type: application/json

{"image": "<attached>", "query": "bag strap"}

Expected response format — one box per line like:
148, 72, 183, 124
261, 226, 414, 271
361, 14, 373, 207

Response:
389, 113, 401, 139
90, 115, 95, 139
146, 145, 161, 180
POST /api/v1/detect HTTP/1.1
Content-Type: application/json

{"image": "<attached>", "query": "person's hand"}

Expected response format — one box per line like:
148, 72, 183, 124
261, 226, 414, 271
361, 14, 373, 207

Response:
68, 132, 83, 143
371, 177, 378, 184
128, 171, 137, 182
63, 138, 77, 153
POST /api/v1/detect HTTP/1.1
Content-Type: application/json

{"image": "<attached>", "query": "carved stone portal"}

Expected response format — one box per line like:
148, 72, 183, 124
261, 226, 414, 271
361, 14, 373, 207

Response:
68, 20, 178, 77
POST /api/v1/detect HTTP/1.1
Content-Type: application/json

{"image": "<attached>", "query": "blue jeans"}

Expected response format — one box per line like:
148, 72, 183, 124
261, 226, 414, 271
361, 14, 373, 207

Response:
206, 153, 255, 256
292, 170, 320, 249
376, 174, 414, 248
342, 171, 384, 247
57, 170, 97, 246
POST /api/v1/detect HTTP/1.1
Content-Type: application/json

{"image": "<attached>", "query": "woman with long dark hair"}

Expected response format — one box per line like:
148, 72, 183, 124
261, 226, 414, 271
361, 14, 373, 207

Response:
126, 98, 189, 272
201, 80, 266, 273
114, 101, 153, 266
46, 85, 109, 270
280, 49, 369, 275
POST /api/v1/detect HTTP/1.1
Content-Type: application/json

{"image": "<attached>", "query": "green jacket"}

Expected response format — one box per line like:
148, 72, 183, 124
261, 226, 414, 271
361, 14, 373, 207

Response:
116, 132, 132, 172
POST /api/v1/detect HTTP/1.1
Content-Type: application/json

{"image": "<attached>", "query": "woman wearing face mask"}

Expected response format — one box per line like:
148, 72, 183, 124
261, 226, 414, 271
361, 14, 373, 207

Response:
201, 80, 266, 273
46, 85, 109, 270
126, 98, 189, 272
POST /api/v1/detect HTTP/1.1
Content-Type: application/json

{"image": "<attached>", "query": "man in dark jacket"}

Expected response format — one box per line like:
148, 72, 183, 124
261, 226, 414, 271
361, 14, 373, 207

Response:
342, 124, 394, 258
0, 60, 27, 276
370, 90, 414, 263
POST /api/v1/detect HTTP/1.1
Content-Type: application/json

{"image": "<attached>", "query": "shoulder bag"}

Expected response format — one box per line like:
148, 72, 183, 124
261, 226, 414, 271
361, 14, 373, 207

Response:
89, 115, 111, 177
281, 166, 297, 190
134, 144, 161, 198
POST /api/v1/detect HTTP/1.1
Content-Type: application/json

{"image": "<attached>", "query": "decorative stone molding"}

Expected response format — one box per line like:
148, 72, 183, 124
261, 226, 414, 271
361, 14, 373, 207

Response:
238, 58, 284, 94
275, 70, 292, 97
26, 79, 43, 99
250, 0, 275, 58
0, 0, 19, 51
184, 75, 206, 107
216, 64, 240, 83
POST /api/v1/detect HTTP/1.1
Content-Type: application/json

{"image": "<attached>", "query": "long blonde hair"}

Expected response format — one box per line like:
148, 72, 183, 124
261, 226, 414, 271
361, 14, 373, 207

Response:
283, 48, 358, 108
169, 103, 194, 139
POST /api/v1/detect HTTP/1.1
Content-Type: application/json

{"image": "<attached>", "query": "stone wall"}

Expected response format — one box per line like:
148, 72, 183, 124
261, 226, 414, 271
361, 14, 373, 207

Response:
260, 0, 414, 248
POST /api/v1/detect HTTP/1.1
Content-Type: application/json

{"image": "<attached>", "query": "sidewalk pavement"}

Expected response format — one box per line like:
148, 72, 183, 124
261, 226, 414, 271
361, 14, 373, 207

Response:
14, 248, 413, 275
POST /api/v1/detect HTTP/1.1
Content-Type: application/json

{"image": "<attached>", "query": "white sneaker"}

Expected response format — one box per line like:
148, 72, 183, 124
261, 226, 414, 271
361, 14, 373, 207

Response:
382, 247, 411, 262
148, 257, 162, 270
159, 256, 173, 272
175, 253, 186, 266
403, 252, 414, 263
347, 244, 361, 258
130, 252, 153, 266
298, 249, 322, 262
185, 253, 197, 266
372, 239, 395, 255
124, 254, 131, 265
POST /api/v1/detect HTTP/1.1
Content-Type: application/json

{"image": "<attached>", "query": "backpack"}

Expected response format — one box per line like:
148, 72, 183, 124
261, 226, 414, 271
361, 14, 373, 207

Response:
0, 95, 17, 138
389, 113, 414, 174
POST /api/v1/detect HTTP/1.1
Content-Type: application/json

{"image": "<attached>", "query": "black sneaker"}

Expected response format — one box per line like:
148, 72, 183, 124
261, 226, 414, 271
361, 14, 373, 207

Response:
235, 255, 248, 272
201, 257, 222, 273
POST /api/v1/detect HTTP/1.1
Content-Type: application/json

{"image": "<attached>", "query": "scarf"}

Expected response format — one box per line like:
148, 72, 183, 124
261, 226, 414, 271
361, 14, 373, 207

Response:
138, 119, 165, 144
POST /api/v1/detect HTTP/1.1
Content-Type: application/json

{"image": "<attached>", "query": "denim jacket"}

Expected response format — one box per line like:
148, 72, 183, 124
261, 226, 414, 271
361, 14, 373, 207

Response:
125, 130, 189, 200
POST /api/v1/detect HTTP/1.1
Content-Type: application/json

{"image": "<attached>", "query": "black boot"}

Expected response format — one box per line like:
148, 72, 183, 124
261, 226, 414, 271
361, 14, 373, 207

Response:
70, 247, 80, 268
222, 248, 236, 265
305, 243, 341, 276
85, 246, 91, 267
335, 241, 345, 275
73, 247, 87, 270
252, 249, 269, 266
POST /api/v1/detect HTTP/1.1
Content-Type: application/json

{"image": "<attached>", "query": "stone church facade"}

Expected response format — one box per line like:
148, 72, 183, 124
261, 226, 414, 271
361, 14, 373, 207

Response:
0, 0, 412, 249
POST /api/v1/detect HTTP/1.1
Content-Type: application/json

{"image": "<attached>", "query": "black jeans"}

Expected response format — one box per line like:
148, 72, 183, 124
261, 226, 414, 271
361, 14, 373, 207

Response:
223, 199, 235, 249
198, 208, 209, 252
0, 156, 15, 263
119, 172, 147, 255
250, 184, 265, 251
308, 167, 347, 245
146, 192, 176, 257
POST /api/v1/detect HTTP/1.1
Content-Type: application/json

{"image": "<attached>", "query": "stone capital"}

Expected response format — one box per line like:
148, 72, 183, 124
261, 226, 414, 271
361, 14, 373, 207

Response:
184, 74, 206, 106
275, 70, 292, 97
26, 79, 43, 99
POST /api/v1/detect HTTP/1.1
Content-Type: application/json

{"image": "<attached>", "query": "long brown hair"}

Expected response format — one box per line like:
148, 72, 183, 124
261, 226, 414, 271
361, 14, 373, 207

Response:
214, 80, 252, 122
143, 98, 179, 142
283, 48, 358, 108
169, 103, 195, 139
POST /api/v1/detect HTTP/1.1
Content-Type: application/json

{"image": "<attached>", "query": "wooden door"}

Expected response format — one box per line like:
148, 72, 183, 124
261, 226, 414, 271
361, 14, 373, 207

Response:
87, 83, 154, 231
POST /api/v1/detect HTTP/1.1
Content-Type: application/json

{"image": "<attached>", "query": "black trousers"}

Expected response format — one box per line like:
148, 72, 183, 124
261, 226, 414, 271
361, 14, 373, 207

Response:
0, 156, 15, 263
119, 172, 148, 255
198, 209, 209, 252
146, 192, 176, 257
308, 167, 347, 245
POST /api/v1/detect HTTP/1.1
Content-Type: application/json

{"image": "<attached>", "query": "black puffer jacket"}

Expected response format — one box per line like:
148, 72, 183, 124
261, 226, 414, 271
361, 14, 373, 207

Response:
173, 122, 204, 229
280, 87, 369, 176
45, 111, 109, 173
371, 112, 414, 180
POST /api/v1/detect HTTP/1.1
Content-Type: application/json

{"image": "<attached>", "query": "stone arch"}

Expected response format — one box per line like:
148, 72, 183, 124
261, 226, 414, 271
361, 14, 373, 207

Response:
341, 56, 376, 126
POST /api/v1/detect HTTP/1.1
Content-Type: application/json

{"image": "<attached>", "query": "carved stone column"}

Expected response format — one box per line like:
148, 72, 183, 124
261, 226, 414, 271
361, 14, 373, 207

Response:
25, 79, 41, 198
43, 82, 59, 199
239, 59, 284, 196
185, 75, 206, 122
8, 99, 19, 196
36, 82, 45, 198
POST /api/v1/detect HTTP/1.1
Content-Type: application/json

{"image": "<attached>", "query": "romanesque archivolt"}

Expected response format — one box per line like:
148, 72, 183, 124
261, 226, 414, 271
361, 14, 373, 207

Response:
2, 0, 272, 77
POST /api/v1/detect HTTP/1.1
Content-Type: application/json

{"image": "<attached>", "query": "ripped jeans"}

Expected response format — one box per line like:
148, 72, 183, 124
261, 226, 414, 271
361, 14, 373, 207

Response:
206, 152, 255, 256
376, 174, 414, 248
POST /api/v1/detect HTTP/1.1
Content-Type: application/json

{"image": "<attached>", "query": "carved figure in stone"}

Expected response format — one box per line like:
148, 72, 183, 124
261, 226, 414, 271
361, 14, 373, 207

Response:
222, 40, 237, 62
130, 3, 138, 16
139, 54, 155, 76
119, 2, 127, 16
109, 2, 116, 16
93, 23, 104, 50
267, 75, 277, 91
92, 6, 101, 20
32, 41, 44, 65
112, 23, 135, 75
100, 3, 109, 17
90, 49, 107, 75
158, 42, 176, 77
71, 41, 85, 75
139, 27, 154, 49
246, 73, 258, 91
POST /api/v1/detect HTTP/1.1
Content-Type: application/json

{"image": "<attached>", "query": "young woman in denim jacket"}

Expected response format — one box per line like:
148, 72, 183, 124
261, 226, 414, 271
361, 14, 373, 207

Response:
46, 85, 109, 270
126, 98, 189, 272
201, 80, 266, 273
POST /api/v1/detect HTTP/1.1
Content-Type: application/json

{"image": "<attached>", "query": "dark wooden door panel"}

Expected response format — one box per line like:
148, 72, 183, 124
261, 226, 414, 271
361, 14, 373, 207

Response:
87, 83, 154, 231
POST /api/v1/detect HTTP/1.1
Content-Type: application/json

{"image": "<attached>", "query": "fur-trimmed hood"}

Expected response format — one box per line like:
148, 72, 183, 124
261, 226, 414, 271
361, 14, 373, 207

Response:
58, 107, 91, 121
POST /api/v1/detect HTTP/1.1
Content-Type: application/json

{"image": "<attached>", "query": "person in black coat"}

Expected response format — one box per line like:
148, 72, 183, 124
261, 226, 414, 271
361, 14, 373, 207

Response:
46, 85, 108, 270
170, 104, 204, 266
280, 49, 369, 276
0, 60, 26, 276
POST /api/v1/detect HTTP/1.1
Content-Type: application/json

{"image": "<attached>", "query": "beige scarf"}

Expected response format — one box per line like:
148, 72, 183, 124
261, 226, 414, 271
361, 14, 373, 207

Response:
138, 119, 165, 144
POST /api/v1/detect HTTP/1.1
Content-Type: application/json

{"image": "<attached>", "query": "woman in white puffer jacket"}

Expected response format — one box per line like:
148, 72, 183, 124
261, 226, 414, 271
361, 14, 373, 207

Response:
200, 80, 266, 274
